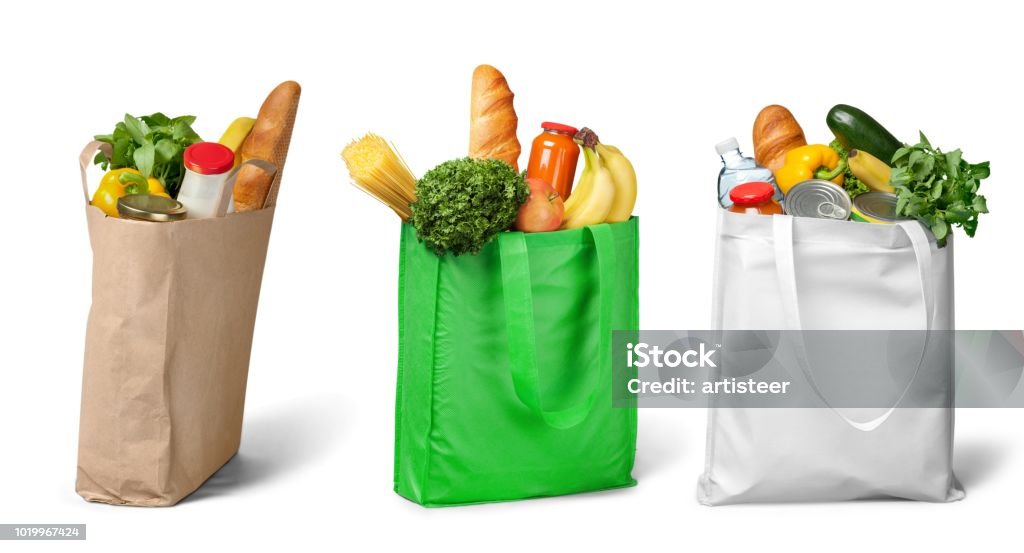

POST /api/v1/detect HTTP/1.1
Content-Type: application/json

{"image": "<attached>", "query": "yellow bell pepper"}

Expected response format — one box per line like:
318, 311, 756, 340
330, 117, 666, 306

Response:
775, 144, 846, 195
91, 168, 170, 217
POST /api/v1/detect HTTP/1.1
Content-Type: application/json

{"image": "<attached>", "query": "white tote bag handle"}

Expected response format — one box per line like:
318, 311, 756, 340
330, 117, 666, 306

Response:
772, 215, 936, 431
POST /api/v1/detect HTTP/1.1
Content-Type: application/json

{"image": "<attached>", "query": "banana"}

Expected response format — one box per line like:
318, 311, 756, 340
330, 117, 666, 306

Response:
596, 143, 637, 223
848, 148, 894, 193
218, 117, 256, 168
562, 162, 591, 218
562, 153, 595, 218
561, 147, 615, 229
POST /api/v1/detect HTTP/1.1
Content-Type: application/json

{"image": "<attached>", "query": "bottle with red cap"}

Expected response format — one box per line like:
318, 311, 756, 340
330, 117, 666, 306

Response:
177, 142, 237, 219
716, 137, 779, 208
526, 122, 581, 200
728, 181, 783, 216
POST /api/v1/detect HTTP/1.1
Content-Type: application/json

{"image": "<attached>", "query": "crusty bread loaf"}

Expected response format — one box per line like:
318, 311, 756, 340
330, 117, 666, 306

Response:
234, 81, 301, 211
469, 65, 521, 171
753, 105, 806, 175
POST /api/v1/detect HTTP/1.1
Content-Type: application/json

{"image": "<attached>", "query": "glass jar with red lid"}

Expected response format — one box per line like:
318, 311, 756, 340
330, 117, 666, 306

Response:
526, 122, 580, 200
728, 181, 783, 215
177, 142, 236, 219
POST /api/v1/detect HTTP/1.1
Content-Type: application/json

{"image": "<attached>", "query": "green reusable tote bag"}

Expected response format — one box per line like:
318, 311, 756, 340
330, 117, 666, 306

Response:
394, 218, 639, 506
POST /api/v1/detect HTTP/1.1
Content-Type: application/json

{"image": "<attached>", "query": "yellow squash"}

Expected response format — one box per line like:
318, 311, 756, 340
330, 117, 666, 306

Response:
847, 149, 895, 193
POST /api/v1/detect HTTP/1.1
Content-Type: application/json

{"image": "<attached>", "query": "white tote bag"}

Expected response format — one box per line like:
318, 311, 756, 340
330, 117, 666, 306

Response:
698, 209, 964, 504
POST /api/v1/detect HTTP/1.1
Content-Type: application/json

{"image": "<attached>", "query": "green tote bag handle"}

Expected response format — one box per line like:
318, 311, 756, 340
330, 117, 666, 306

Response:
498, 224, 617, 430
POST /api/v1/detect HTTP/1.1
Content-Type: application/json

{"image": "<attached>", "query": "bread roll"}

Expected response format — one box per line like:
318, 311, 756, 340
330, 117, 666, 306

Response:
469, 65, 521, 171
234, 81, 301, 211
753, 105, 806, 174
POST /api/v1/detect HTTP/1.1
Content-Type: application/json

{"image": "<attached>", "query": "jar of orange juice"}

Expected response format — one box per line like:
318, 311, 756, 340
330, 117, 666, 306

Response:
728, 181, 783, 215
526, 122, 580, 200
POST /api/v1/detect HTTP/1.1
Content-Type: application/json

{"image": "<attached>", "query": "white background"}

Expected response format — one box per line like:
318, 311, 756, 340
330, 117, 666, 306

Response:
1, 0, 1021, 550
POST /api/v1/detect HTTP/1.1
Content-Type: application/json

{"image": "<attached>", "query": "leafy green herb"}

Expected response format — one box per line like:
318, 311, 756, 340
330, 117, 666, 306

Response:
890, 132, 990, 247
94, 113, 202, 198
829, 139, 870, 198
411, 157, 528, 256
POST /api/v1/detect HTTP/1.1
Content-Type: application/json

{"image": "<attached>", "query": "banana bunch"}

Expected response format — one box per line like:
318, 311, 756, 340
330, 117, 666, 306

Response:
562, 128, 637, 229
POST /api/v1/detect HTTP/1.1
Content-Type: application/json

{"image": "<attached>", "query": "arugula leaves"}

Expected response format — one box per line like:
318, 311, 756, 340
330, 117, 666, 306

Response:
891, 132, 990, 247
94, 113, 202, 198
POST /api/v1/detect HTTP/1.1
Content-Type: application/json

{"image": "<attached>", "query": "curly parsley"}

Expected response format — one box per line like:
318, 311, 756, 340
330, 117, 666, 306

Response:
411, 157, 528, 256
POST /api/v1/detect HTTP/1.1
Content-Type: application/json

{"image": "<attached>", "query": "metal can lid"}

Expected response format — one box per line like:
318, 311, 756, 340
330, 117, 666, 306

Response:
783, 180, 851, 220
117, 194, 188, 222
852, 192, 906, 223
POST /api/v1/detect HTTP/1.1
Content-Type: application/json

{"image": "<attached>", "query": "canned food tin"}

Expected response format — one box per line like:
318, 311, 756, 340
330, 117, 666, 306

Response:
117, 194, 188, 222
850, 192, 908, 224
783, 180, 851, 220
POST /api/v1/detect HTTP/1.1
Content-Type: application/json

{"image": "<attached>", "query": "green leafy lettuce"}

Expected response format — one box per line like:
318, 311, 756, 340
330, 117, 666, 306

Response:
891, 132, 990, 247
94, 113, 202, 198
829, 139, 870, 199
411, 157, 528, 256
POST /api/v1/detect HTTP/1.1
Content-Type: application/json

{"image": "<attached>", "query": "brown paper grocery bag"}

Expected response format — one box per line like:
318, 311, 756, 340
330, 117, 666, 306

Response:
75, 142, 277, 506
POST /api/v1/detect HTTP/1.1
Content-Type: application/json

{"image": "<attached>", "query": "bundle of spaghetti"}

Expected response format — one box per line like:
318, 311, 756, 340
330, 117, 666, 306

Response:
342, 133, 417, 220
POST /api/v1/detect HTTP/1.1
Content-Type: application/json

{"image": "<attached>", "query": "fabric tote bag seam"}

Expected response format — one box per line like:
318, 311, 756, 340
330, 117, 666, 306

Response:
629, 219, 640, 466
718, 210, 935, 249
701, 211, 729, 500
420, 254, 442, 502
948, 405, 959, 497
393, 225, 408, 491
946, 233, 959, 498
719, 219, 933, 251
620, 218, 640, 472
719, 231, 921, 252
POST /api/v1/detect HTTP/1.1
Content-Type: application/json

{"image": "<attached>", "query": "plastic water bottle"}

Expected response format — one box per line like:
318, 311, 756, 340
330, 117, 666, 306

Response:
716, 138, 778, 208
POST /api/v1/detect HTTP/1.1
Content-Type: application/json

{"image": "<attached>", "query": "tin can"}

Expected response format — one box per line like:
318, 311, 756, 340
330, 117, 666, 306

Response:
117, 194, 188, 222
851, 192, 907, 224
783, 180, 851, 220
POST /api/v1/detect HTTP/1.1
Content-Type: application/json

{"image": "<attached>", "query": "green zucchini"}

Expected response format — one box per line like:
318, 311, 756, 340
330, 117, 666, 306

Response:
826, 104, 903, 164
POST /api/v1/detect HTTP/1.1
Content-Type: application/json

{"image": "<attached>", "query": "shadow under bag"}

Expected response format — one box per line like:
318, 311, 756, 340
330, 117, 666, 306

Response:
699, 210, 963, 504
394, 219, 639, 506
